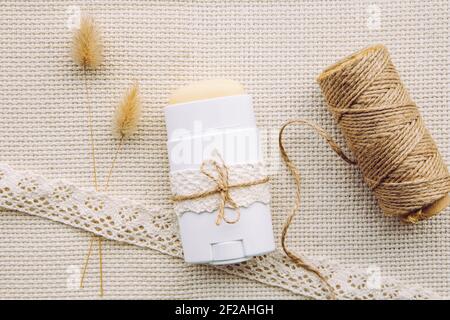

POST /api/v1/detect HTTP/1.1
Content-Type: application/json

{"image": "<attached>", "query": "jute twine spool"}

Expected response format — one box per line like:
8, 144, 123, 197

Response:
316, 45, 450, 222
279, 45, 450, 299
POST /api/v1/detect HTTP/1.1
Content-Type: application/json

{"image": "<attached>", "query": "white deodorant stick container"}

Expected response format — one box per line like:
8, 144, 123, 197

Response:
164, 79, 275, 265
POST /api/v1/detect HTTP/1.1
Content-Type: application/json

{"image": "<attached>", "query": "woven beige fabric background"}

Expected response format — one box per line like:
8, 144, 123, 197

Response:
0, 0, 449, 299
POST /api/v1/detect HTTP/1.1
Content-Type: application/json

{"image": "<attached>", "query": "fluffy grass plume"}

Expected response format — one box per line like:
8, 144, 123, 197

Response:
74, 13, 104, 295
113, 82, 142, 139
72, 15, 103, 69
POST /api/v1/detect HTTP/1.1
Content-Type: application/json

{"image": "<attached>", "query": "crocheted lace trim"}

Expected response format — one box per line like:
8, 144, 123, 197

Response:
170, 162, 271, 215
0, 163, 441, 299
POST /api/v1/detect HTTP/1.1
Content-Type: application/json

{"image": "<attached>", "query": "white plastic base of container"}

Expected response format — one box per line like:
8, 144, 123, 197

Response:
178, 202, 275, 264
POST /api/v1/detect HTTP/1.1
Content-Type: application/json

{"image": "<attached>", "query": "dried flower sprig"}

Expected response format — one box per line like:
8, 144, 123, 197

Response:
72, 15, 103, 70
78, 82, 142, 296
70, 13, 142, 299
105, 82, 142, 190
113, 82, 142, 139
71, 13, 103, 191
71, 13, 104, 296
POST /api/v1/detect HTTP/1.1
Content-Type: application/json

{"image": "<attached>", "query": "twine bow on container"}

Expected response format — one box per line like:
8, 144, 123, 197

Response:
171, 152, 269, 225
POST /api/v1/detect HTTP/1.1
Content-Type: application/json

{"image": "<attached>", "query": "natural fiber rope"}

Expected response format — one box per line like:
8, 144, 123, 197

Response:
278, 45, 450, 299
279, 119, 355, 300
317, 44, 450, 222
171, 152, 269, 225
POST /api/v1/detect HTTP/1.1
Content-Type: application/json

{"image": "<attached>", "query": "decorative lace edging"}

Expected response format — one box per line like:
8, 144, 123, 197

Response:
0, 163, 442, 299
170, 162, 271, 215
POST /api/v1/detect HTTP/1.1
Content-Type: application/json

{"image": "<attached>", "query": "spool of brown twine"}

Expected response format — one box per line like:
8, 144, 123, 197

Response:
279, 44, 450, 299
317, 44, 450, 222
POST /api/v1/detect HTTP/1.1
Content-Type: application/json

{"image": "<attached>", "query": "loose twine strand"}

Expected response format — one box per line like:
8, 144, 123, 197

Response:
279, 119, 356, 300
172, 152, 269, 225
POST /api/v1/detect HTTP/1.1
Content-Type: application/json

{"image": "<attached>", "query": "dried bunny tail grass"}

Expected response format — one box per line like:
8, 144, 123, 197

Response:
73, 13, 104, 297
72, 14, 103, 69
113, 82, 142, 139
104, 82, 143, 191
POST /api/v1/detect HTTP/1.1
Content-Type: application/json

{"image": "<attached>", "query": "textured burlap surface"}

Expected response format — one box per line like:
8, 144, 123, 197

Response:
0, 0, 448, 298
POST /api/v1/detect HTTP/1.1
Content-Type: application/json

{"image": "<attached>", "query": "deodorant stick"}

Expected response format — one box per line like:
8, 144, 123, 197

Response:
164, 79, 275, 265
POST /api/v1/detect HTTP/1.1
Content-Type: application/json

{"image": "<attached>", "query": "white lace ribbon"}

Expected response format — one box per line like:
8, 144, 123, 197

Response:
0, 163, 442, 299
170, 162, 271, 216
